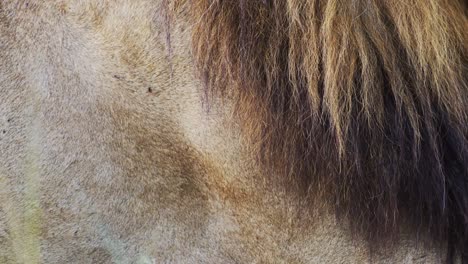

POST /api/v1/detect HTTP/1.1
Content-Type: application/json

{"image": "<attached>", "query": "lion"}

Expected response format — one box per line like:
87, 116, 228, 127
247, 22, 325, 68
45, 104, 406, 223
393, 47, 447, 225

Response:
0, 0, 466, 263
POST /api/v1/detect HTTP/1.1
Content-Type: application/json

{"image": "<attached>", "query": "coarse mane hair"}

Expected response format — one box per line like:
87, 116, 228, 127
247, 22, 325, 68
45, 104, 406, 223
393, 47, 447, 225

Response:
180, 0, 468, 261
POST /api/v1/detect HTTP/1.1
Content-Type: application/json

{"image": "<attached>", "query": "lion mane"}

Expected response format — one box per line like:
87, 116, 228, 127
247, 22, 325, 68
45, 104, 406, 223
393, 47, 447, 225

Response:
180, 0, 467, 262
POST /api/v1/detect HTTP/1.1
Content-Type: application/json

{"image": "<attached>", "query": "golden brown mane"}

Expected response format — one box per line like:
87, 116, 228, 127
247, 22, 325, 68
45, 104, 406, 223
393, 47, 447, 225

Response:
180, 0, 468, 261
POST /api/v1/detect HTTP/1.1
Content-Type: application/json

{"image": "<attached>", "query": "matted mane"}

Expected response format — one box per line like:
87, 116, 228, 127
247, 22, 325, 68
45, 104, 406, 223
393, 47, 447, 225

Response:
182, 0, 468, 261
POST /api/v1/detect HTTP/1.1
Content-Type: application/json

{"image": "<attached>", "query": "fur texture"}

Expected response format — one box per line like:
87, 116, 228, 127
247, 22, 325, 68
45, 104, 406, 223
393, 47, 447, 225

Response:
0, 0, 464, 263
185, 0, 468, 261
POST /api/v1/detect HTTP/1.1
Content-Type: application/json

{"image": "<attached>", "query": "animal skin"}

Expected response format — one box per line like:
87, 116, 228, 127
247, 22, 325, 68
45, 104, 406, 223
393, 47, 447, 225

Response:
0, 0, 466, 263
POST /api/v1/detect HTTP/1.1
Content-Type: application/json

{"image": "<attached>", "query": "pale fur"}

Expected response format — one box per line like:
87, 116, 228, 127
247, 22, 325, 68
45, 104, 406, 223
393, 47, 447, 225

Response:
0, 1, 445, 263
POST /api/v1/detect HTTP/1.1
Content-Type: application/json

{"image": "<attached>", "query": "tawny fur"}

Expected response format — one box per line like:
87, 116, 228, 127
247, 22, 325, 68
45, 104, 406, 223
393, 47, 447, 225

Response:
0, 0, 465, 263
